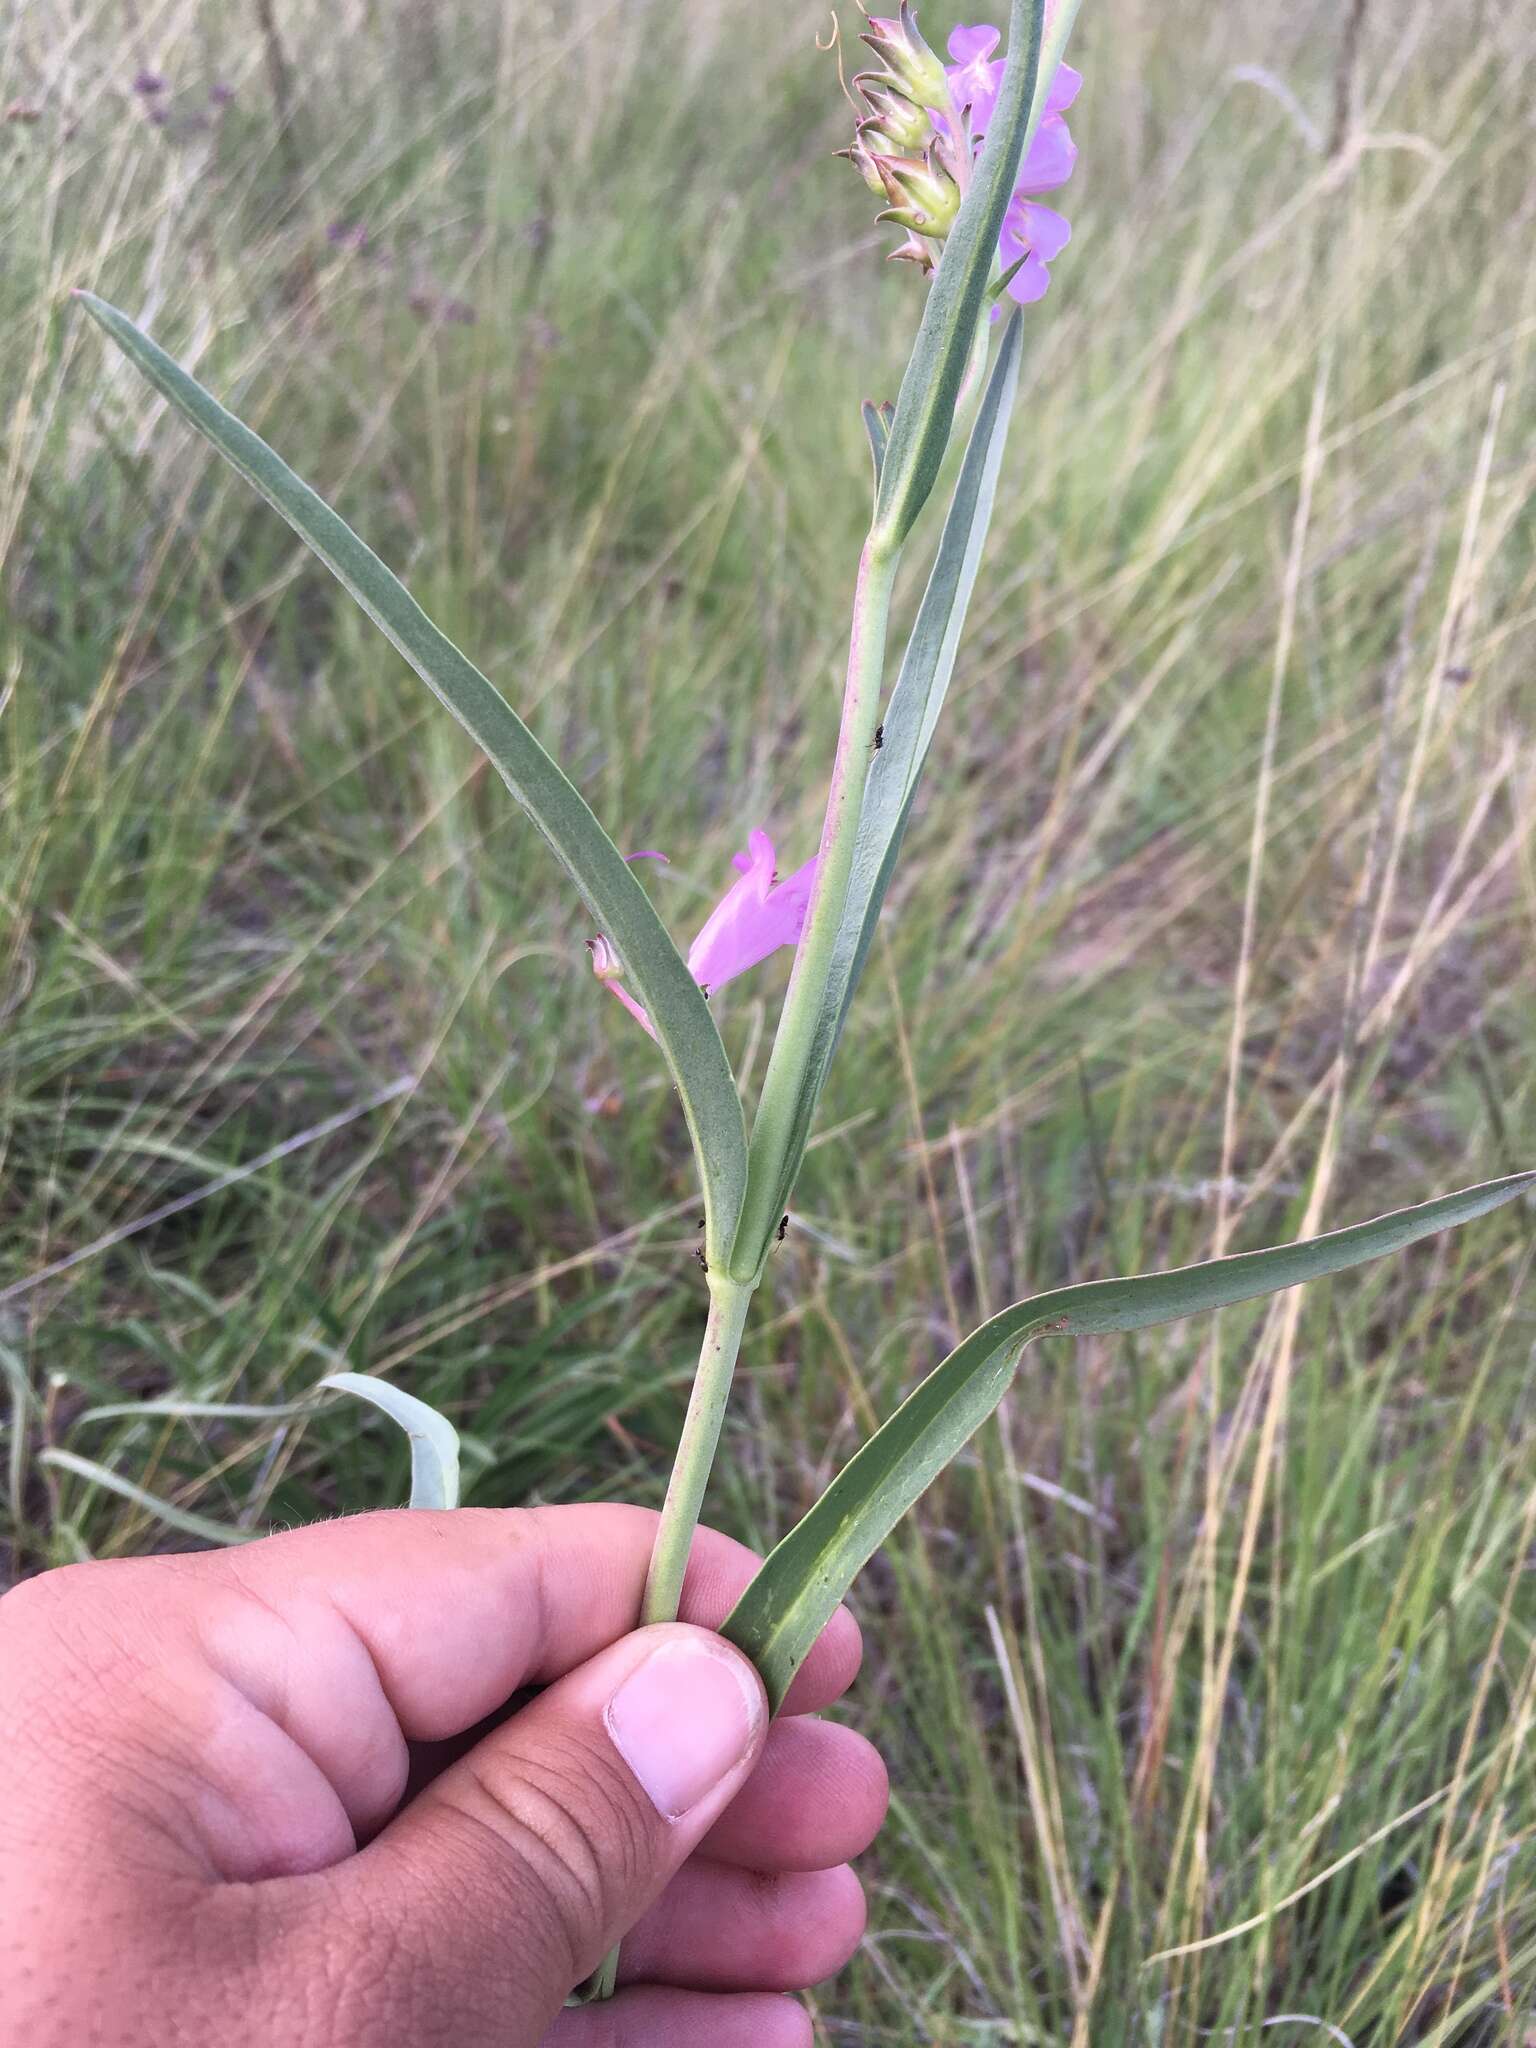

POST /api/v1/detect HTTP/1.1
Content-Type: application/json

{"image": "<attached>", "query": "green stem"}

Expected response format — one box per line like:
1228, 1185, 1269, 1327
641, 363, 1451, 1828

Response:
641, 1271, 756, 1623
585, 1272, 755, 2004
727, 536, 901, 1278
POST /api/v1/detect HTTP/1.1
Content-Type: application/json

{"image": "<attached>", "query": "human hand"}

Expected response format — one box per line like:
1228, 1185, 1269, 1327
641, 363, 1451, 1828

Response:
0, 1505, 886, 2046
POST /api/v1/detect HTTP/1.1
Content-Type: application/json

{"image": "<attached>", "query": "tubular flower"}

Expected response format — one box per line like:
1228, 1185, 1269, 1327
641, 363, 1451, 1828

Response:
590, 830, 819, 1040
839, 11, 1081, 303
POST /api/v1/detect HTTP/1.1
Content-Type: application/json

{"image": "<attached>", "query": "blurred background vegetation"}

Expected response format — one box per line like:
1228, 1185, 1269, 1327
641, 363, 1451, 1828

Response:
3, 0, 1535, 2038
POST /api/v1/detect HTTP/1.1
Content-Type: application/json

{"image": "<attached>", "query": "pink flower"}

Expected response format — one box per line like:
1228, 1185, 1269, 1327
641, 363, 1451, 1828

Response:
591, 829, 819, 1040
939, 23, 1081, 304
944, 27, 1081, 138
997, 175, 1073, 304
944, 23, 1005, 131
687, 830, 819, 994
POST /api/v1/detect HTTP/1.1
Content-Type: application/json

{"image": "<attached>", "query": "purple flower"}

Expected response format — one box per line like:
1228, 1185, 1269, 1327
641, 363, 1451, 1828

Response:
590, 829, 819, 1039
132, 70, 166, 96
940, 23, 1081, 303
686, 831, 819, 996
943, 27, 1081, 138
944, 23, 1003, 130
998, 197, 1071, 303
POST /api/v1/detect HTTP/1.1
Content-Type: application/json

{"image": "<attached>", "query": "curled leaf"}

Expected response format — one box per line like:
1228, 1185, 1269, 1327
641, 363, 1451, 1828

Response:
321, 1373, 461, 1509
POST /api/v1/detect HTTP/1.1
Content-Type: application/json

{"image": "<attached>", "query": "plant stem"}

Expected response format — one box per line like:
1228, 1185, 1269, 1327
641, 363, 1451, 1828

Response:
641, 1271, 756, 1623
583, 1273, 756, 2004
727, 536, 901, 1278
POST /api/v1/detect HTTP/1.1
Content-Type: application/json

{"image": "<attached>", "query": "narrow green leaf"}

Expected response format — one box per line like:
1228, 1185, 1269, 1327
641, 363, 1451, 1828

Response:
39, 1448, 257, 1545
2, 1343, 34, 1535
79, 1397, 311, 1423
724, 1171, 1534, 1708
74, 293, 748, 1258
321, 1373, 461, 1509
737, 318, 1023, 1254
835, 311, 1022, 1040
874, 0, 1044, 546
861, 399, 891, 491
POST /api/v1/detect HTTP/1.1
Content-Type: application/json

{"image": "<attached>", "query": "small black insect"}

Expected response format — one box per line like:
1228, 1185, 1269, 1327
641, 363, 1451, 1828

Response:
872, 724, 884, 751
694, 1246, 709, 1272
696, 1218, 706, 1232
777, 1213, 790, 1243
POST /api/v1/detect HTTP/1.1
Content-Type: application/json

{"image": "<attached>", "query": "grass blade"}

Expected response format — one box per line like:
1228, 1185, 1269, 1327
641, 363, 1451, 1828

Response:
724, 1171, 1534, 1707
73, 293, 749, 1257
38, 1449, 256, 1546
77, 1399, 312, 1424
321, 1373, 461, 1509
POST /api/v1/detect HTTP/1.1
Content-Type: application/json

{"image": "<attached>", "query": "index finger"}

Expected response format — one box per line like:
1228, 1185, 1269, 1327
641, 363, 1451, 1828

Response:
194, 1505, 859, 1738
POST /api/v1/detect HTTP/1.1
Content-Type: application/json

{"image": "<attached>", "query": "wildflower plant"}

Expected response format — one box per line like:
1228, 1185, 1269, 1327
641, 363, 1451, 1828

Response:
75, 0, 1531, 2004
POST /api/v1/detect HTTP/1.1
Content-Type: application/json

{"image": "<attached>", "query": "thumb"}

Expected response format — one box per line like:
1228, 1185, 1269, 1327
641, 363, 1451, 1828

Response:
321, 1622, 768, 2043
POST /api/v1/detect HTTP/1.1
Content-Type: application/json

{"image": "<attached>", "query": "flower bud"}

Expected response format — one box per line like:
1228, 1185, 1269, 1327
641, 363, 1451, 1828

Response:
888, 231, 936, 275
836, 123, 894, 197
859, 3, 948, 111
874, 146, 960, 239
851, 72, 932, 154
587, 935, 624, 982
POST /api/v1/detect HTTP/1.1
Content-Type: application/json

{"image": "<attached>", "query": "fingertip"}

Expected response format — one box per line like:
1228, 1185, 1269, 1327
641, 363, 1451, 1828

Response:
545, 1987, 812, 2047
702, 1716, 889, 1871
815, 1859, 869, 1973
767, 1995, 816, 2048
755, 1863, 867, 1989
620, 1858, 867, 1992
779, 1599, 863, 1714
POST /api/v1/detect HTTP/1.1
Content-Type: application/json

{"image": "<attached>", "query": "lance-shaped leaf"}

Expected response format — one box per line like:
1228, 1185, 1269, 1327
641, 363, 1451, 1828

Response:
74, 294, 748, 1259
724, 1171, 1534, 1708
836, 311, 1022, 1039
861, 399, 895, 492
321, 1373, 461, 1509
874, 0, 1043, 547
736, 317, 1023, 1261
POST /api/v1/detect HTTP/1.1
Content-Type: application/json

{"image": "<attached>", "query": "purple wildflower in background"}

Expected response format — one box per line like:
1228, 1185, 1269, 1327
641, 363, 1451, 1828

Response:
132, 71, 166, 97
590, 829, 819, 1039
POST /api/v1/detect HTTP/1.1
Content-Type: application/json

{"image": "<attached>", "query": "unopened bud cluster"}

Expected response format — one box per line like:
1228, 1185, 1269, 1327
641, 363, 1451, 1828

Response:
837, 4, 958, 276
838, 10, 1082, 306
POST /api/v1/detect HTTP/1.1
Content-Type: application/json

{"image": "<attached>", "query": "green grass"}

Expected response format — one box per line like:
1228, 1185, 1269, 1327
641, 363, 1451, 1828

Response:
4, 0, 1535, 2038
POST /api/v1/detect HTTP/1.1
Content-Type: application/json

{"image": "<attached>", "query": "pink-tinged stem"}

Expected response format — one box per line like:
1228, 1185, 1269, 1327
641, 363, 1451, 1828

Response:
728, 535, 900, 1276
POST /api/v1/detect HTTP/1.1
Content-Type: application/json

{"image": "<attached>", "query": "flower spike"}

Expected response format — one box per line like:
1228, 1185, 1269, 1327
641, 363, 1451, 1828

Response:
839, 13, 1084, 305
